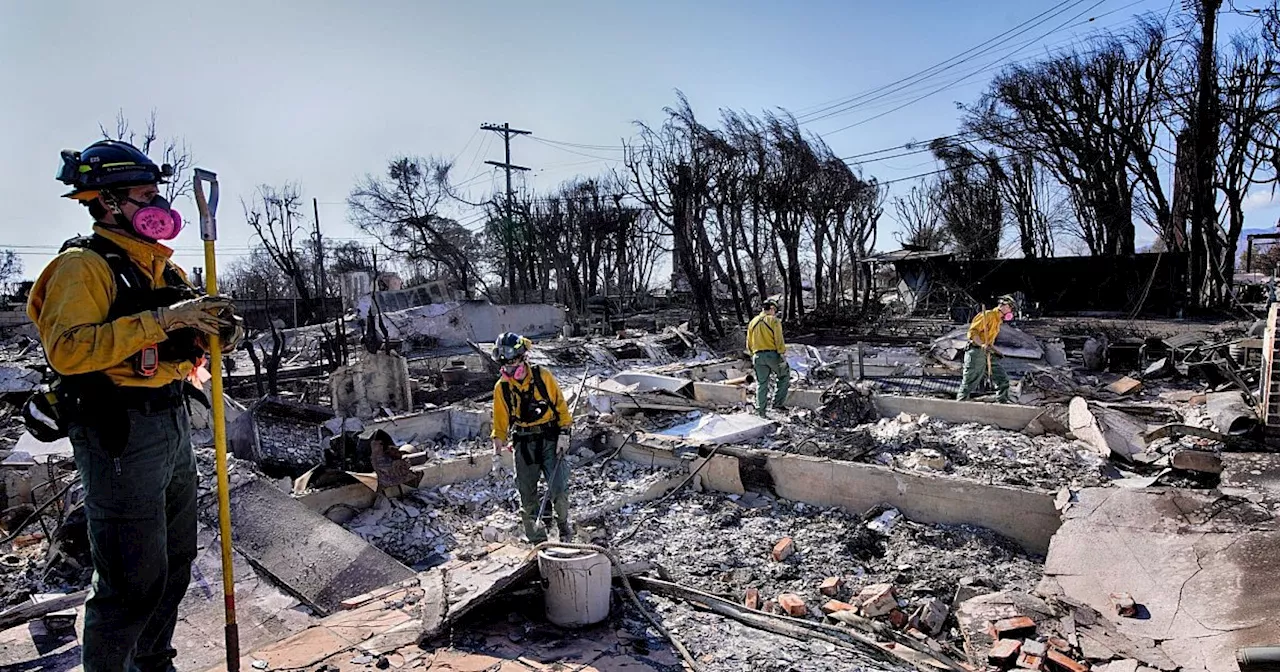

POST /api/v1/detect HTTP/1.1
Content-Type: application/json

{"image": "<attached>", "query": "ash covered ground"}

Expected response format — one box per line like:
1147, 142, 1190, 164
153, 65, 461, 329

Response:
344, 455, 679, 568
603, 490, 1044, 614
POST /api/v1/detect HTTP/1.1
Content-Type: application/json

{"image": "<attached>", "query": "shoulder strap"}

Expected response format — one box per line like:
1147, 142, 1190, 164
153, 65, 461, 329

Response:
499, 380, 517, 417
530, 365, 552, 405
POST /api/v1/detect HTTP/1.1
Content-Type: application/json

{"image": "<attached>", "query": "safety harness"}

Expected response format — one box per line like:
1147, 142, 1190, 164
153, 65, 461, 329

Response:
499, 365, 560, 464
22, 234, 207, 446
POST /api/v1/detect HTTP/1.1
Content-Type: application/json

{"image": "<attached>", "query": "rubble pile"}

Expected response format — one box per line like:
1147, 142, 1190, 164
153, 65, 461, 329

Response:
860, 412, 1111, 490
344, 456, 678, 568
607, 488, 1042, 627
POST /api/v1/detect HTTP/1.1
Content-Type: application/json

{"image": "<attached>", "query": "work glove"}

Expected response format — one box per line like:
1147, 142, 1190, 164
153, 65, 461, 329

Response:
220, 314, 246, 351
492, 437, 508, 456
155, 295, 234, 335
556, 433, 571, 458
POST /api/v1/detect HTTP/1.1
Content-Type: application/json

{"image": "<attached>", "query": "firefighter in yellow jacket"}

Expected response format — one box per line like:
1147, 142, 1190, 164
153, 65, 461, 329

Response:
29, 140, 241, 672
747, 299, 790, 417
956, 295, 1016, 403
490, 333, 573, 543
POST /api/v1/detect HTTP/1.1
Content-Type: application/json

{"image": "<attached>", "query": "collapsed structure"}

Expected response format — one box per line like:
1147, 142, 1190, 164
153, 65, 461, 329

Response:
0, 289, 1277, 672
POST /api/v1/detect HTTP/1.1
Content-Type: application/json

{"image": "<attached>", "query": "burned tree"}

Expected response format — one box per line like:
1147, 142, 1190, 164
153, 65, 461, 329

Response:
348, 156, 481, 298
893, 182, 949, 251
243, 184, 315, 321
625, 92, 725, 339
99, 109, 194, 202
996, 154, 1061, 259
964, 23, 1176, 256
931, 140, 1004, 260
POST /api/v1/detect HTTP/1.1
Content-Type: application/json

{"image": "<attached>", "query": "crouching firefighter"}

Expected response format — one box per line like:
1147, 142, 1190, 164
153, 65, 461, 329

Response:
26, 140, 243, 672
490, 333, 573, 543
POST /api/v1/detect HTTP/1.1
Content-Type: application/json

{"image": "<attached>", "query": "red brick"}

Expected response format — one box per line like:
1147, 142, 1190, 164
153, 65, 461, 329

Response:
744, 587, 760, 610
1017, 652, 1044, 670
1109, 592, 1137, 617
988, 639, 1021, 666
762, 599, 780, 615
992, 616, 1037, 640
1047, 637, 1071, 653
771, 537, 795, 562
1045, 650, 1088, 672
819, 576, 844, 596
888, 608, 908, 629
821, 600, 856, 615
778, 593, 807, 617
858, 583, 897, 617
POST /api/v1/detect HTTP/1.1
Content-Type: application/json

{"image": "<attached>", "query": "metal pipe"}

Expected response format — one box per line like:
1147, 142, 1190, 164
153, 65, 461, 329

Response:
1238, 646, 1280, 671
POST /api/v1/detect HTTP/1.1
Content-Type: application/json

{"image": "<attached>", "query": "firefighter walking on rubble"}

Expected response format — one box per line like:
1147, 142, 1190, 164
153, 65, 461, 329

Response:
956, 295, 1016, 404
747, 299, 790, 418
490, 333, 573, 543
28, 140, 242, 672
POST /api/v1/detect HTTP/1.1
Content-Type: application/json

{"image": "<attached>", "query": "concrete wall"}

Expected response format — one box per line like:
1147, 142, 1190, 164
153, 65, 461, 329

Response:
330, 351, 414, 419
381, 302, 567, 347
696, 448, 1060, 554
872, 395, 1043, 431
364, 407, 491, 447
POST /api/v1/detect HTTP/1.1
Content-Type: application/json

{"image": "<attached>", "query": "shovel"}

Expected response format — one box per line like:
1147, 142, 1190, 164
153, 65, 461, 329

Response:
195, 169, 239, 672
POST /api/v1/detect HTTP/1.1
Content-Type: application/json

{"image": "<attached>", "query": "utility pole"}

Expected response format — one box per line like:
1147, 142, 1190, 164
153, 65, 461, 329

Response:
480, 122, 531, 302
312, 197, 326, 322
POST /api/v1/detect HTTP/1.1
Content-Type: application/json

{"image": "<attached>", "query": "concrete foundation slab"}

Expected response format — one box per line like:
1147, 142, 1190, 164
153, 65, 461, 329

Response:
871, 395, 1044, 432
1042, 488, 1280, 672
216, 479, 415, 614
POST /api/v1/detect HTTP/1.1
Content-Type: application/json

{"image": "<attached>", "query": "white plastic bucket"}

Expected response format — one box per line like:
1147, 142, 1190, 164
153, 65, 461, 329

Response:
537, 547, 611, 627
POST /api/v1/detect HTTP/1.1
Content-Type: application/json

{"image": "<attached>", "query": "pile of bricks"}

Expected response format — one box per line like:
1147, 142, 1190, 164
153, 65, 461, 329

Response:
983, 615, 1088, 671
747, 537, 952, 640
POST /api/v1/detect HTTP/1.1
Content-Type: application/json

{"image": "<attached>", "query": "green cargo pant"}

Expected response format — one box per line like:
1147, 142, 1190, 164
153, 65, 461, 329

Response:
753, 351, 792, 417
957, 346, 1010, 403
68, 397, 198, 672
512, 430, 569, 544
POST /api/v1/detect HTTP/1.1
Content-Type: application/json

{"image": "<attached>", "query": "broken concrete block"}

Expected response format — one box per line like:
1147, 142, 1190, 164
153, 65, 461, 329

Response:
991, 615, 1037, 640
1021, 639, 1047, 657
1170, 450, 1223, 474
771, 536, 795, 562
888, 608, 908, 629
819, 576, 843, 596
1045, 650, 1088, 672
1109, 591, 1137, 617
777, 593, 806, 616
821, 600, 856, 615
1068, 397, 1145, 459
858, 583, 896, 617
1018, 652, 1044, 670
911, 598, 948, 636
744, 587, 759, 610
988, 639, 1022, 666
1105, 377, 1142, 396
906, 448, 948, 471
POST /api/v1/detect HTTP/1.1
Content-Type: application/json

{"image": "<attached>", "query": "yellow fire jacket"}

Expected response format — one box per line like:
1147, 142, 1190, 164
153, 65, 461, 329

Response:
966, 308, 1004, 348
491, 366, 571, 440
27, 224, 196, 388
746, 313, 786, 355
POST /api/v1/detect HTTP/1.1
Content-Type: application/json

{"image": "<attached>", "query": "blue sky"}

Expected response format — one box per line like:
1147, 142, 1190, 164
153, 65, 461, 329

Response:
2, 0, 1275, 280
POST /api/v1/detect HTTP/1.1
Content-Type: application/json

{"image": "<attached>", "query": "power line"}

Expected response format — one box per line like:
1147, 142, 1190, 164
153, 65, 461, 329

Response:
819, 0, 1118, 134
796, 0, 1094, 125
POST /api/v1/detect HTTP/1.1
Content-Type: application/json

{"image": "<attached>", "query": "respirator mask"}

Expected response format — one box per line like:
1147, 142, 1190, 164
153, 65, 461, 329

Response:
114, 193, 183, 241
